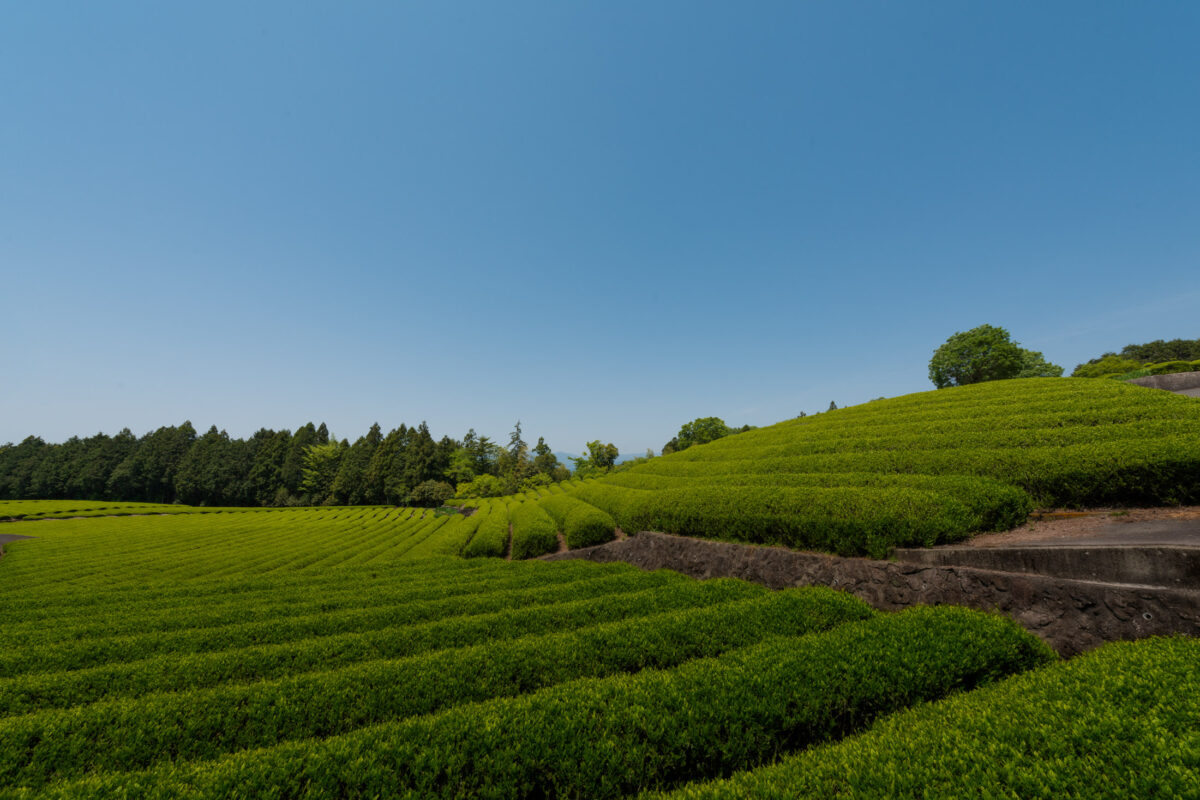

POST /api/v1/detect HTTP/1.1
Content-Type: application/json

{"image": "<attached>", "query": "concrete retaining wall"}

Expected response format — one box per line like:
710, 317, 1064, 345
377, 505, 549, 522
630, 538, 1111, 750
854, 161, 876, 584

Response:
892, 545, 1200, 589
1127, 370, 1200, 397
546, 531, 1200, 656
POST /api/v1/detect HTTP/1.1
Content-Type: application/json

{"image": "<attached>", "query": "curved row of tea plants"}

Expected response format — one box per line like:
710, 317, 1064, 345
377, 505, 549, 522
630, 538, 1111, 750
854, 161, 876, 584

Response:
0, 576, 764, 715
0, 564, 673, 676
652, 635, 1200, 799
10, 606, 1048, 799
0, 587, 873, 787
0, 506, 485, 591
562, 379, 1200, 556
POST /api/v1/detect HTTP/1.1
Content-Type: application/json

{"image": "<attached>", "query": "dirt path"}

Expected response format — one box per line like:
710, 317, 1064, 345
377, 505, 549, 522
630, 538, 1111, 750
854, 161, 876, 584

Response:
0, 534, 34, 559
0, 513, 176, 523
963, 506, 1200, 548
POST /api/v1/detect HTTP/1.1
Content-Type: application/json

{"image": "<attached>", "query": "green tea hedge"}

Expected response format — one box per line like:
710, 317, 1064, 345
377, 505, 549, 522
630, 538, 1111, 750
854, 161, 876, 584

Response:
40, 606, 1049, 799
652, 636, 1199, 799
580, 378, 1200, 555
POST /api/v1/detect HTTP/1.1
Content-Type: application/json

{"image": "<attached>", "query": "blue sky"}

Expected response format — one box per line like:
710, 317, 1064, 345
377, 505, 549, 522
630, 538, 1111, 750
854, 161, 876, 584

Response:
3, 2, 1198, 455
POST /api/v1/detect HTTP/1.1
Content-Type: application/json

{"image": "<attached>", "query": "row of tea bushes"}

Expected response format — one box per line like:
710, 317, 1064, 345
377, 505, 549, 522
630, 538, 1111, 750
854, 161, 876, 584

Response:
0, 550, 518, 622
0, 563, 655, 676
3, 586, 870, 787
539, 491, 618, 548
508, 501, 559, 559
461, 501, 510, 558
0, 573, 722, 716
33, 606, 1050, 799
598, 472, 1033, 539
653, 635, 1199, 799
0, 507, 479, 591
568, 379, 1200, 554
565, 480, 1021, 557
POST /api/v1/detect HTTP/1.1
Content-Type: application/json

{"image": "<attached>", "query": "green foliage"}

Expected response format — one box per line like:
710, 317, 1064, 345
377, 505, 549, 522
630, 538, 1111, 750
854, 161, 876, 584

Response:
453, 473, 503, 498
299, 441, 346, 502
1147, 359, 1196, 375
518, 472, 553, 492
928, 324, 1061, 388
928, 324, 1026, 388
1073, 337, 1200, 377
0, 572, 748, 714
45, 606, 1046, 799
6, 583, 855, 787
540, 492, 618, 548
1118, 336, 1200, 363
461, 503, 510, 558
571, 439, 620, 477
508, 501, 559, 559
531, 436, 560, 476
408, 479, 454, 507
676, 417, 732, 451
1014, 348, 1063, 378
444, 447, 476, 485
569, 478, 1028, 558
590, 378, 1200, 555
1071, 354, 1144, 377
0, 419, 563, 510
651, 636, 1198, 799
0, 508, 532, 595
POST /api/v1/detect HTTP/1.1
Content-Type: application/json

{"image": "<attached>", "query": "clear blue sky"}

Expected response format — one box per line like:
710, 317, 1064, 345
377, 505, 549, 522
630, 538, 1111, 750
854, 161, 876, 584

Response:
3, 2, 1198, 455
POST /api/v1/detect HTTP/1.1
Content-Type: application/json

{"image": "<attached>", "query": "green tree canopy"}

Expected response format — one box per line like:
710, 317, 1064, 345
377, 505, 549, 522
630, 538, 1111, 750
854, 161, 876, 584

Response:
300, 441, 346, 503
1071, 355, 1144, 378
929, 325, 1061, 388
1016, 349, 1065, 379
409, 479, 454, 507
585, 440, 619, 469
664, 417, 738, 454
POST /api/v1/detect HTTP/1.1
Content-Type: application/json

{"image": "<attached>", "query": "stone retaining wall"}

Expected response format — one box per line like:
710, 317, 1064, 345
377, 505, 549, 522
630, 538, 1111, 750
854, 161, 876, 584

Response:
546, 531, 1200, 656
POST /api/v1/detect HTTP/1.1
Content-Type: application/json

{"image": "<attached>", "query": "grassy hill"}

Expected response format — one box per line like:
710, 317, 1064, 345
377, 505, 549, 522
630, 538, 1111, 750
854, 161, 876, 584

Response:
550, 378, 1200, 557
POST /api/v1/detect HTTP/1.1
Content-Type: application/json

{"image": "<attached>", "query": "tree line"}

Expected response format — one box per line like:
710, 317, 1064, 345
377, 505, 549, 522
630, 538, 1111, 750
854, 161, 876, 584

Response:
0, 421, 613, 507
1072, 337, 1200, 377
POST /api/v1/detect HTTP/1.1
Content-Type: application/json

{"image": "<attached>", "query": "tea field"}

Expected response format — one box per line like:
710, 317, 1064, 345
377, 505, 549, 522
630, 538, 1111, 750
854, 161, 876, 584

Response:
557, 377, 1200, 556
3, 375, 1198, 797
1, 510, 1194, 797
0, 510, 1050, 798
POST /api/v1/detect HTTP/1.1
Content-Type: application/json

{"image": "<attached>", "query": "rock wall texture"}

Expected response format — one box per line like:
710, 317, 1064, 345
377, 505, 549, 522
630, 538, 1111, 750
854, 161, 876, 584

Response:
546, 531, 1200, 656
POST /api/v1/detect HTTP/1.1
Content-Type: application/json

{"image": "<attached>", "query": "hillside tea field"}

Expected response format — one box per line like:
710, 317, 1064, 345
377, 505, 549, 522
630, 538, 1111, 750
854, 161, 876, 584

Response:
652, 635, 1200, 799
560, 378, 1200, 556
2, 497, 1196, 796
2, 378, 1197, 798
0, 510, 1061, 798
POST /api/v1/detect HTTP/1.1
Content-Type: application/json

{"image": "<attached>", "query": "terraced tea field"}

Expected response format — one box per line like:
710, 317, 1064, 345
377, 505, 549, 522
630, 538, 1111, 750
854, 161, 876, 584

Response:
3, 376, 1198, 797
559, 378, 1200, 556
0, 511, 1050, 798
2, 489, 1196, 794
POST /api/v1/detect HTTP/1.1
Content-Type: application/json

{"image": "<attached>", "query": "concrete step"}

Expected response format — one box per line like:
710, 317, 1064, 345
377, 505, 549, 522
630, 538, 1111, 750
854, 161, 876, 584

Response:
891, 545, 1200, 590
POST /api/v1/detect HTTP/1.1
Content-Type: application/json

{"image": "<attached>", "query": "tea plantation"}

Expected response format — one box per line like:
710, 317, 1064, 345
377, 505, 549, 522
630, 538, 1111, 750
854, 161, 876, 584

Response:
561, 378, 1200, 556
1, 376, 1197, 797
